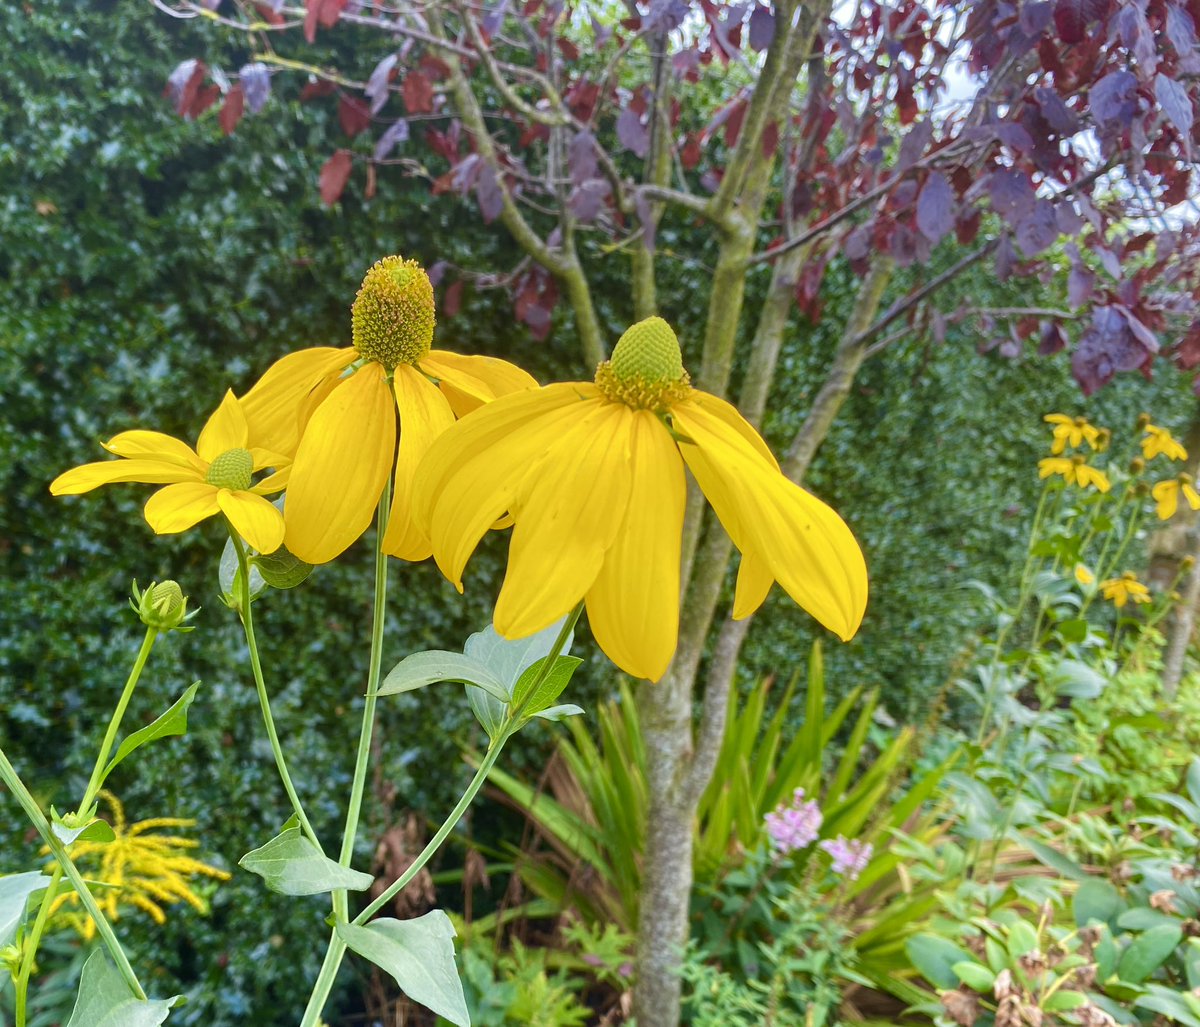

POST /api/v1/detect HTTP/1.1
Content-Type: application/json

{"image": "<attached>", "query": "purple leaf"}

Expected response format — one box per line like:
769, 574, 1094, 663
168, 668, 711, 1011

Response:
1118, 305, 1160, 353
888, 223, 917, 266
995, 234, 1017, 281
843, 222, 872, 262
476, 163, 504, 223
165, 59, 201, 110
616, 107, 650, 158
987, 168, 1035, 222
1167, 4, 1200, 71
1093, 244, 1122, 280
1055, 202, 1084, 236
373, 119, 410, 160
568, 178, 611, 223
1068, 262, 1094, 310
916, 172, 955, 244
1019, 0, 1054, 35
1090, 71, 1139, 129
748, 4, 775, 51
481, 0, 509, 35
568, 130, 599, 186
635, 190, 657, 251
996, 122, 1034, 153
1039, 321, 1068, 355
451, 153, 482, 195
646, 0, 691, 32
1156, 73, 1195, 153
366, 54, 398, 116
239, 62, 271, 114
1034, 87, 1081, 135
897, 119, 933, 172
1117, 4, 1158, 76
1015, 199, 1059, 256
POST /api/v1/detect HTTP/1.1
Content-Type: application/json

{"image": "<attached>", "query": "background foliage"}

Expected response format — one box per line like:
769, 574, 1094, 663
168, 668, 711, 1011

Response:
1, 1, 1197, 1022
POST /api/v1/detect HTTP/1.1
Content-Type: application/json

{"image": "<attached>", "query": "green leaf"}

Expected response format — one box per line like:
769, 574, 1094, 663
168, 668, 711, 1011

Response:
1136, 984, 1200, 1027
532, 703, 585, 722
251, 547, 313, 589
466, 685, 507, 740
1057, 618, 1088, 643
239, 825, 373, 896
511, 655, 582, 717
379, 651, 509, 702
1095, 927, 1118, 981
1006, 921, 1038, 959
1074, 879, 1124, 928
51, 817, 117, 847
1117, 908, 1178, 932
904, 934, 974, 990
463, 621, 574, 691
65, 949, 180, 1027
102, 683, 200, 782
336, 911, 469, 1027
1024, 838, 1088, 882
0, 871, 50, 948
1188, 758, 1200, 809
952, 960, 995, 992
1043, 990, 1088, 1012
1118, 923, 1183, 983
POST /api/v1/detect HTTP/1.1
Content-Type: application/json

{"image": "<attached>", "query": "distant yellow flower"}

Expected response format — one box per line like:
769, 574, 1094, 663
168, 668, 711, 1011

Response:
1100, 572, 1151, 609
1142, 423, 1188, 462
238, 255, 536, 564
1074, 564, 1094, 586
412, 317, 868, 682
50, 391, 289, 553
1044, 414, 1101, 454
45, 792, 229, 940
1152, 475, 1200, 520
1037, 455, 1111, 493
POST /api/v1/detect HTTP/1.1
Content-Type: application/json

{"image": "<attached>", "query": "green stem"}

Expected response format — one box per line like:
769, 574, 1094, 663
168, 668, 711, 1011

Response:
334, 477, 392, 919
228, 527, 322, 851
79, 627, 159, 815
0, 748, 145, 1000
14, 866, 62, 1027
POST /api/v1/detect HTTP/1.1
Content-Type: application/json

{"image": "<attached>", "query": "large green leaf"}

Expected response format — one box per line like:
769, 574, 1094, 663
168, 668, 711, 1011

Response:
0, 871, 49, 948
65, 949, 180, 1027
1073, 879, 1125, 928
511, 655, 582, 716
336, 911, 469, 1027
239, 821, 373, 896
102, 682, 200, 782
905, 934, 975, 990
1118, 923, 1183, 983
379, 651, 509, 701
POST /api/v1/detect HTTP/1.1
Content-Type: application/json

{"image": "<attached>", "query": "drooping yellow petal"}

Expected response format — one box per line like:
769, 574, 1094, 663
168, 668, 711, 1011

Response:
252, 466, 291, 495
672, 401, 868, 641
284, 365, 396, 564
495, 403, 636, 639
415, 383, 600, 589
218, 490, 286, 554
248, 448, 292, 472
732, 549, 774, 619
102, 431, 206, 474
1153, 480, 1179, 520
684, 391, 777, 468
50, 459, 198, 495
420, 350, 539, 417
196, 390, 249, 462
239, 347, 356, 456
584, 411, 685, 682
383, 364, 456, 561
143, 482, 222, 535
1186, 482, 1200, 510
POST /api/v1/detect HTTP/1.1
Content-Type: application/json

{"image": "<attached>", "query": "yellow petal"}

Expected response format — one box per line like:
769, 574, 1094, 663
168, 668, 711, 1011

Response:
672, 402, 868, 641
196, 390, 249, 462
495, 403, 636, 639
252, 466, 291, 495
421, 350, 539, 418
415, 383, 600, 588
50, 459, 197, 495
383, 364, 456, 562
103, 431, 206, 474
1185, 483, 1200, 511
1153, 480, 1178, 520
733, 549, 774, 619
143, 482, 222, 535
683, 392, 777, 469
585, 411, 685, 681
218, 490, 286, 554
239, 346, 355, 456
284, 365, 396, 564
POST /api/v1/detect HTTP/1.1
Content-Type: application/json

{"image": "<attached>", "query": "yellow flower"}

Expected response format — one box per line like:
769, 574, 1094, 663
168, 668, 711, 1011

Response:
45, 792, 229, 940
238, 255, 537, 564
1142, 423, 1188, 462
1044, 414, 1101, 454
1074, 564, 1094, 586
1099, 572, 1151, 609
1036, 455, 1111, 492
412, 317, 868, 682
1151, 475, 1200, 520
50, 391, 289, 553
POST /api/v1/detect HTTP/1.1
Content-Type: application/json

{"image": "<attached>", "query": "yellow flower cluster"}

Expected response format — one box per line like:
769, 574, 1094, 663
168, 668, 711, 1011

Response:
50, 260, 869, 681
1099, 572, 1151, 609
45, 792, 229, 939
1036, 455, 1110, 493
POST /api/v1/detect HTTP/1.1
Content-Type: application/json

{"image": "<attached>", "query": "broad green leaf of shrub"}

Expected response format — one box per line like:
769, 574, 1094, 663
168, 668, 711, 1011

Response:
1073, 879, 1124, 928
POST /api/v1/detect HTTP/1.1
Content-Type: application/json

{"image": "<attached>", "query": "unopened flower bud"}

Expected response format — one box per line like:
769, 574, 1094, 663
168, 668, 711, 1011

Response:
1183, 556, 1196, 572
131, 579, 196, 632
1137, 413, 1151, 430
1129, 457, 1145, 475
1, 944, 21, 981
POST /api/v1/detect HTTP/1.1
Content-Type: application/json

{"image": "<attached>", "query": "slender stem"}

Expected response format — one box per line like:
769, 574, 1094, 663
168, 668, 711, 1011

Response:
79, 627, 159, 815
0, 748, 145, 1000
14, 866, 63, 1027
334, 478, 392, 919
228, 527, 322, 850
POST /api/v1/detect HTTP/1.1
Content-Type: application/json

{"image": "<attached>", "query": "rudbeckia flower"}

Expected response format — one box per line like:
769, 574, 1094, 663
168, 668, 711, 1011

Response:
1073, 564, 1094, 586
1100, 572, 1150, 609
1044, 414, 1102, 454
1151, 475, 1200, 520
237, 255, 537, 565
412, 316, 868, 682
1037, 455, 1110, 493
50, 391, 288, 553
1142, 423, 1188, 462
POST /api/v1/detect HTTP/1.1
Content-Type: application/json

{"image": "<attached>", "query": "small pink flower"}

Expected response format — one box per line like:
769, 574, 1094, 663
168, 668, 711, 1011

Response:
764, 788, 823, 854
819, 835, 872, 880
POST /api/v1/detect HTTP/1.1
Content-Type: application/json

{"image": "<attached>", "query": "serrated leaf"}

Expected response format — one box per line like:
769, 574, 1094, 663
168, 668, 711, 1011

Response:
511, 655, 582, 717
66, 949, 180, 1027
336, 911, 468, 1027
239, 825, 373, 896
379, 651, 509, 702
102, 683, 200, 783
252, 548, 313, 589
0, 872, 50, 948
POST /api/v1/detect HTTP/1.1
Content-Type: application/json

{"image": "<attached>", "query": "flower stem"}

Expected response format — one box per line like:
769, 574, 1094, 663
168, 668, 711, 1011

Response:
13, 865, 62, 1027
0, 747, 145, 1001
228, 526, 322, 851
79, 626, 159, 815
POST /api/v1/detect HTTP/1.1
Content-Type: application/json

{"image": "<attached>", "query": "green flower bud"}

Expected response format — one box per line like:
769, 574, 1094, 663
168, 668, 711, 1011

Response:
1, 944, 22, 982
130, 579, 196, 633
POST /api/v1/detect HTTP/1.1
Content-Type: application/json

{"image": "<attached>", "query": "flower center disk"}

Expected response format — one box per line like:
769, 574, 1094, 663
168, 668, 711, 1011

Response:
595, 316, 691, 411
206, 448, 254, 491
351, 255, 436, 370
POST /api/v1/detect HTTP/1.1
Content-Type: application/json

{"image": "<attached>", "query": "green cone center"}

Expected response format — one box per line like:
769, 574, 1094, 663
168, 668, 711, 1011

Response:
352, 255, 436, 369
596, 316, 691, 410
206, 448, 254, 491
